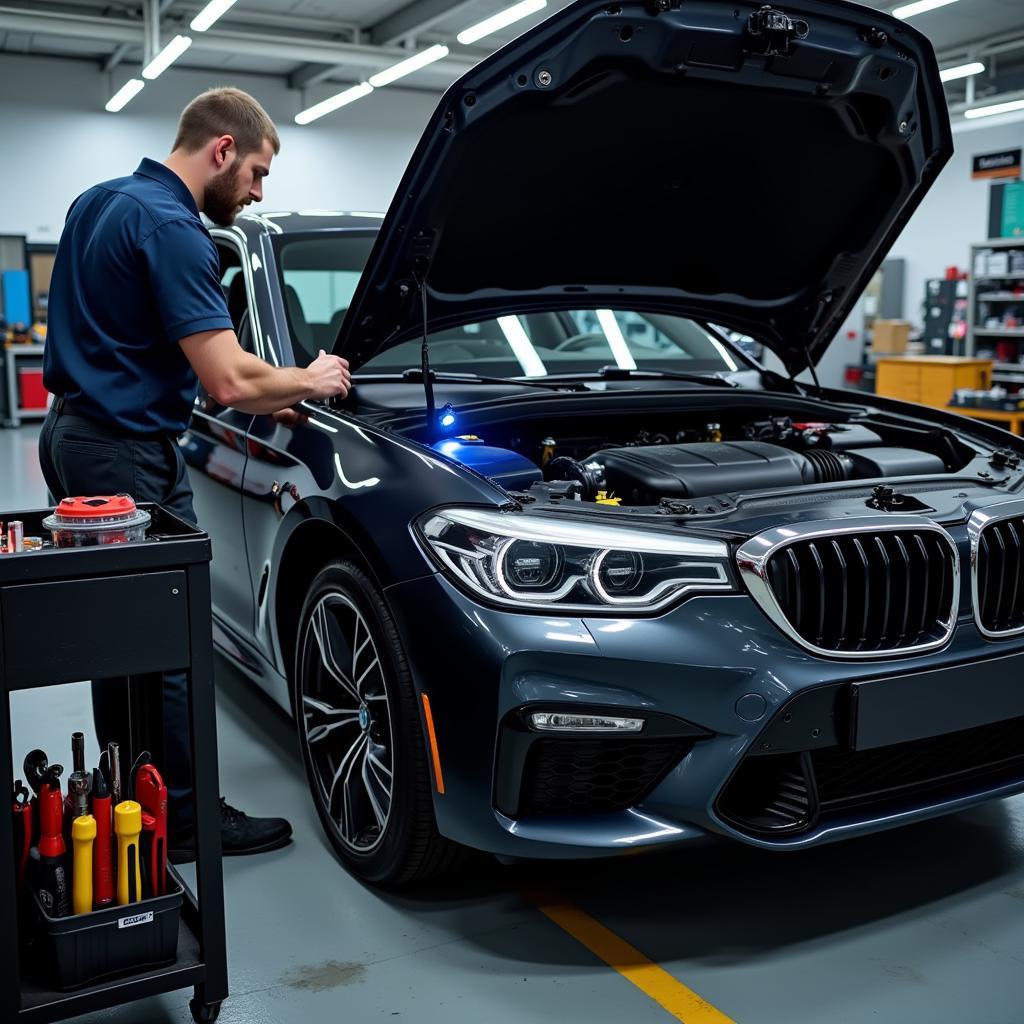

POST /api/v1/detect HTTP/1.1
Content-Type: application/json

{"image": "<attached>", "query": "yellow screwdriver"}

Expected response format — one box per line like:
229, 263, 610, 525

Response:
114, 801, 142, 906
71, 814, 97, 915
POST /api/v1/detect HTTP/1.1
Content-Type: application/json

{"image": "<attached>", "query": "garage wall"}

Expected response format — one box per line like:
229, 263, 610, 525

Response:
0, 54, 440, 240
890, 117, 1024, 325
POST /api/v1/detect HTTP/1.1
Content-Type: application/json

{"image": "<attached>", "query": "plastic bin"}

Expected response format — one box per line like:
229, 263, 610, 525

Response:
16, 367, 47, 410
29, 878, 183, 991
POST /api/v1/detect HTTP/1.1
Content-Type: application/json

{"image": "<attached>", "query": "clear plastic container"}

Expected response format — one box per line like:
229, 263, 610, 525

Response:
42, 496, 152, 548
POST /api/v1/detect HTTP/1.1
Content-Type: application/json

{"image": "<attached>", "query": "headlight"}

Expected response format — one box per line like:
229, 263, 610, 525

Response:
417, 507, 734, 612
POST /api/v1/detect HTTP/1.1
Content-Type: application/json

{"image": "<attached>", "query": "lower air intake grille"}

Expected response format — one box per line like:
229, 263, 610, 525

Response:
763, 528, 957, 654
717, 716, 1024, 837
976, 514, 1024, 634
518, 738, 689, 815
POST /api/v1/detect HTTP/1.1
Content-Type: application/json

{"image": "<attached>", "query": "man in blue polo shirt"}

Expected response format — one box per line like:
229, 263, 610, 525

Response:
40, 87, 350, 859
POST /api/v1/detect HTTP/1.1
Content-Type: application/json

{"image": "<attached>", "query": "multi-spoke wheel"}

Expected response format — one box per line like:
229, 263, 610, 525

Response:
293, 560, 467, 884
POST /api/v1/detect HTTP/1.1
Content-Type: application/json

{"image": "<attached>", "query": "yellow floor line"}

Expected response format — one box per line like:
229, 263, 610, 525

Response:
526, 889, 736, 1024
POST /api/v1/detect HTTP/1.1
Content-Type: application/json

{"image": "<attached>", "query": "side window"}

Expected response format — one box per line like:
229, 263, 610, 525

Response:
214, 243, 255, 354
281, 269, 362, 366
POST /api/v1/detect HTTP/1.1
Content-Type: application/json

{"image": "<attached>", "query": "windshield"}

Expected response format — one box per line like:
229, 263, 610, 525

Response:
275, 232, 744, 377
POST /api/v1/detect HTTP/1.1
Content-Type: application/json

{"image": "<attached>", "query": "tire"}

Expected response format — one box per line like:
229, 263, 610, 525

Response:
293, 560, 467, 885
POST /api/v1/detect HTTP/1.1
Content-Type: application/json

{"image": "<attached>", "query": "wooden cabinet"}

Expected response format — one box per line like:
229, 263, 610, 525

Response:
875, 357, 992, 408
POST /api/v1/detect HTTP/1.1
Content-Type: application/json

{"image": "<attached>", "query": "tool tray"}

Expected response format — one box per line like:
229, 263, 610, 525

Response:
28, 874, 184, 991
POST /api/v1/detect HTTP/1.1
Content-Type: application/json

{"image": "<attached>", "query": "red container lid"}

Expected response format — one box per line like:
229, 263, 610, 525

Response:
53, 495, 139, 520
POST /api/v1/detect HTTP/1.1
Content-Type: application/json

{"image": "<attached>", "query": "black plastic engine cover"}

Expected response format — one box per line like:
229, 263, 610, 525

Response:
594, 441, 816, 502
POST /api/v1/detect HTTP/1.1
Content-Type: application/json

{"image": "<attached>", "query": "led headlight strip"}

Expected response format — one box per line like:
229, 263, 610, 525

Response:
418, 507, 733, 613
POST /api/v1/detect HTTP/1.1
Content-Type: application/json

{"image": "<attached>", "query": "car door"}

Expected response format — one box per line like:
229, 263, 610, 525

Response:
181, 235, 258, 640
234, 256, 334, 684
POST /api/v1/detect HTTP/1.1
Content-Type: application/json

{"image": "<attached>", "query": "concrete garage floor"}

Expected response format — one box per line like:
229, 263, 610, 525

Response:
4, 423, 1024, 1024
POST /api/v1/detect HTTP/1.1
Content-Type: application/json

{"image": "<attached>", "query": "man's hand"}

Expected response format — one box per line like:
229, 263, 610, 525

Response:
271, 408, 308, 427
306, 350, 351, 401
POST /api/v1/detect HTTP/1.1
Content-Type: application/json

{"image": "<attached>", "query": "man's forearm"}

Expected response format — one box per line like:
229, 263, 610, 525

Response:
218, 352, 314, 413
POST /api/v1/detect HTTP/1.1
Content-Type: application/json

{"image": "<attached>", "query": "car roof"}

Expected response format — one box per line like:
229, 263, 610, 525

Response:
231, 210, 384, 240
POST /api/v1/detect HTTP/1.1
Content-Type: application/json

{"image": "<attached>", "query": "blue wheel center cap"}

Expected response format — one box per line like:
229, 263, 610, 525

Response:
359, 706, 370, 731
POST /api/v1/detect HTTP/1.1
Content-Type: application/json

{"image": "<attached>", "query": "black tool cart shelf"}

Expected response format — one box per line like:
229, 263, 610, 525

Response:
0, 506, 228, 1023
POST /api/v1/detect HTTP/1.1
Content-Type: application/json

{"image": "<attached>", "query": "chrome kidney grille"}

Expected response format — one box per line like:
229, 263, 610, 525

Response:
737, 519, 959, 658
970, 504, 1024, 638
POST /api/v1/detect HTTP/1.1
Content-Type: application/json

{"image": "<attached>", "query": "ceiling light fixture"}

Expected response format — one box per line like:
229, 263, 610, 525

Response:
142, 35, 192, 80
190, 0, 239, 32
295, 82, 374, 125
891, 0, 959, 20
105, 78, 145, 112
964, 98, 1024, 120
940, 61, 985, 82
457, 0, 548, 45
368, 45, 449, 88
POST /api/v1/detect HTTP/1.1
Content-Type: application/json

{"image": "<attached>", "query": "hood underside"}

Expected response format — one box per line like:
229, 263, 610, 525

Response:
338, 0, 952, 374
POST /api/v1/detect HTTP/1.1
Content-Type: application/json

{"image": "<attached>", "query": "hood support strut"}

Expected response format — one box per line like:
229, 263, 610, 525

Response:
417, 275, 436, 426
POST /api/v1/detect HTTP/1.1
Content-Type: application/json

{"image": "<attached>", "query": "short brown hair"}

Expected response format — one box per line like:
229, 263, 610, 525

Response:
173, 87, 280, 157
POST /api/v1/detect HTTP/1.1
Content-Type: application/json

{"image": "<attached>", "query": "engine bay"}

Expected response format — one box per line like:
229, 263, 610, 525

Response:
428, 410, 981, 508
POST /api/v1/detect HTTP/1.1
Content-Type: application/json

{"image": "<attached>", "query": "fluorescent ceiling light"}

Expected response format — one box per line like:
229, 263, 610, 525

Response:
190, 0, 239, 32
595, 310, 637, 371
457, 0, 547, 45
295, 82, 374, 125
497, 316, 548, 377
940, 61, 985, 82
891, 0, 958, 20
965, 98, 1024, 120
106, 78, 144, 112
368, 45, 449, 88
142, 35, 192, 80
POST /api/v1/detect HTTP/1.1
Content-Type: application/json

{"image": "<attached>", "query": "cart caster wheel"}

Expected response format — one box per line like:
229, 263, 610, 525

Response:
190, 999, 221, 1022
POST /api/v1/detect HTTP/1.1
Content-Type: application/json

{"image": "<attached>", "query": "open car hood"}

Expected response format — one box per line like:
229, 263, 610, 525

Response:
338, 0, 951, 375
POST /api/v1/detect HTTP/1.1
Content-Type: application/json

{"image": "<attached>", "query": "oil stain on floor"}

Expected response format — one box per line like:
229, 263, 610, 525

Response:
280, 961, 368, 992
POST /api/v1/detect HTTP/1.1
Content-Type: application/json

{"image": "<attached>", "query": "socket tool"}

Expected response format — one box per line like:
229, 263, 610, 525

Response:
134, 763, 168, 897
91, 766, 114, 908
71, 815, 96, 915
67, 732, 92, 821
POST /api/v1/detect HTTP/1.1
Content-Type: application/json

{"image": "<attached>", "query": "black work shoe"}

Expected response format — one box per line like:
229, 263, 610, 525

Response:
168, 798, 293, 863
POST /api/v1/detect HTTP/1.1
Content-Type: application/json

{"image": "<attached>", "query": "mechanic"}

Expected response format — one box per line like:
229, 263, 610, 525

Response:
38, 87, 351, 860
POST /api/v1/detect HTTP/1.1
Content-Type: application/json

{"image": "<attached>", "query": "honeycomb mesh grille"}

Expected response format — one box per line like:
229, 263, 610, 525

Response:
976, 515, 1024, 633
519, 738, 689, 814
717, 716, 1024, 837
765, 530, 955, 653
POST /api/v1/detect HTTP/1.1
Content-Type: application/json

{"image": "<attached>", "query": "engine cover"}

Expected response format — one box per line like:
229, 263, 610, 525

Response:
591, 441, 817, 503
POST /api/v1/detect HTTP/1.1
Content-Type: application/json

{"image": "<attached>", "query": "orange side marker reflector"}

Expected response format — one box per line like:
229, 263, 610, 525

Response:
421, 693, 445, 794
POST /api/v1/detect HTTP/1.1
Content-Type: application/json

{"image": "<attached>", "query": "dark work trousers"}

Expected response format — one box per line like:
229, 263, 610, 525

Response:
38, 401, 197, 834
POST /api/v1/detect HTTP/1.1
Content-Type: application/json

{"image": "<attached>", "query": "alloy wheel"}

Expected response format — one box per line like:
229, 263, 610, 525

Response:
300, 593, 394, 853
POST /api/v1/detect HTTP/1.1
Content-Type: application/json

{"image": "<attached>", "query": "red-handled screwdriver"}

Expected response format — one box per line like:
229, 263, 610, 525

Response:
11, 781, 31, 887
34, 765, 70, 918
92, 766, 114, 908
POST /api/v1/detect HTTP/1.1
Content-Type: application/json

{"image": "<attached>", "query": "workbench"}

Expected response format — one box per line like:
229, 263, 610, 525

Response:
944, 405, 1024, 435
875, 356, 992, 408
0, 506, 228, 1023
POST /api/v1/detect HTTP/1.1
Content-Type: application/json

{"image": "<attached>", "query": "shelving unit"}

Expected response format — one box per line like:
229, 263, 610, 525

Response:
3, 344, 47, 428
968, 240, 1024, 388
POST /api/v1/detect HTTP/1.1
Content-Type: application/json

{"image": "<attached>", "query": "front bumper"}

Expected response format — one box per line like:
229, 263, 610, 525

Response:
385, 572, 1024, 858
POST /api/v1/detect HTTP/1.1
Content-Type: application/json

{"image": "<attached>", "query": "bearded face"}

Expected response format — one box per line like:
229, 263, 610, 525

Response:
204, 158, 247, 226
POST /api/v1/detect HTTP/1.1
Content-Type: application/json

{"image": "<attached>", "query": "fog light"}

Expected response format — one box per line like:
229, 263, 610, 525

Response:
529, 712, 645, 732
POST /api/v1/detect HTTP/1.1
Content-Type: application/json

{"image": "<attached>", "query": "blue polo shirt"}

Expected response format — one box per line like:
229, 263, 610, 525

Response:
43, 158, 233, 436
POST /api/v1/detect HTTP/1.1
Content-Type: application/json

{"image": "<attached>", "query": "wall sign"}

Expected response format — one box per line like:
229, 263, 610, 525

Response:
973, 149, 1022, 180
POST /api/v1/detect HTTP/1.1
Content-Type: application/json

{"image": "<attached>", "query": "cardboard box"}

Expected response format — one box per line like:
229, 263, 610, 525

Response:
872, 319, 911, 353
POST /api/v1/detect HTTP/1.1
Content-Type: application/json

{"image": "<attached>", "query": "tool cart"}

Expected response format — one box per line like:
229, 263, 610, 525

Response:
0, 505, 228, 1023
